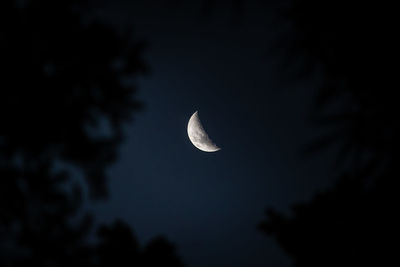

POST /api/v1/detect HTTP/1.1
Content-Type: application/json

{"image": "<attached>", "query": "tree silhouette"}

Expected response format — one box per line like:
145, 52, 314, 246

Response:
96, 221, 184, 267
259, 0, 398, 266
0, 1, 184, 266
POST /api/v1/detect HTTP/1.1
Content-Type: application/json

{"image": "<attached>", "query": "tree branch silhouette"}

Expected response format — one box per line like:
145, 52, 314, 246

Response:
259, 0, 398, 266
0, 1, 184, 266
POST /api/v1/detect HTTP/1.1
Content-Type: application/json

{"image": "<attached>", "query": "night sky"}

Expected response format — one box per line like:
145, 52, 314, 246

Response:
78, 1, 337, 266
2, 1, 396, 266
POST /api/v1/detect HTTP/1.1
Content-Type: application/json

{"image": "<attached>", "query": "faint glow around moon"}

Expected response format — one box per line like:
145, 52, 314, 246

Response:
187, 111, 220, 152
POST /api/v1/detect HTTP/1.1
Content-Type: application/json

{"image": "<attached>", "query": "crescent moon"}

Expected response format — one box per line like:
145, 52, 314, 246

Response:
187, 111, 220, 152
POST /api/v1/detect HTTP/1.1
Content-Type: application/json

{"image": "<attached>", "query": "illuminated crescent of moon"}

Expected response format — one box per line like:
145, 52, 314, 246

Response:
187, 111, 220, 152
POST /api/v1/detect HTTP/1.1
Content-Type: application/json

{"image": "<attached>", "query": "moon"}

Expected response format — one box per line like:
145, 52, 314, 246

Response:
187, 111, 220, 152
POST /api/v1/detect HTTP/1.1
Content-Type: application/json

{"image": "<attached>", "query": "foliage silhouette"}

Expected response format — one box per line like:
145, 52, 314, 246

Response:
0, 0, 184, 266
259, 0, 398, 266
96, 221, 184, 267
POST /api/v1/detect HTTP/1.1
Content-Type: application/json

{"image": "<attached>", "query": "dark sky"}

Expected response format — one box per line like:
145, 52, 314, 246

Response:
84, 1, 336, 266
